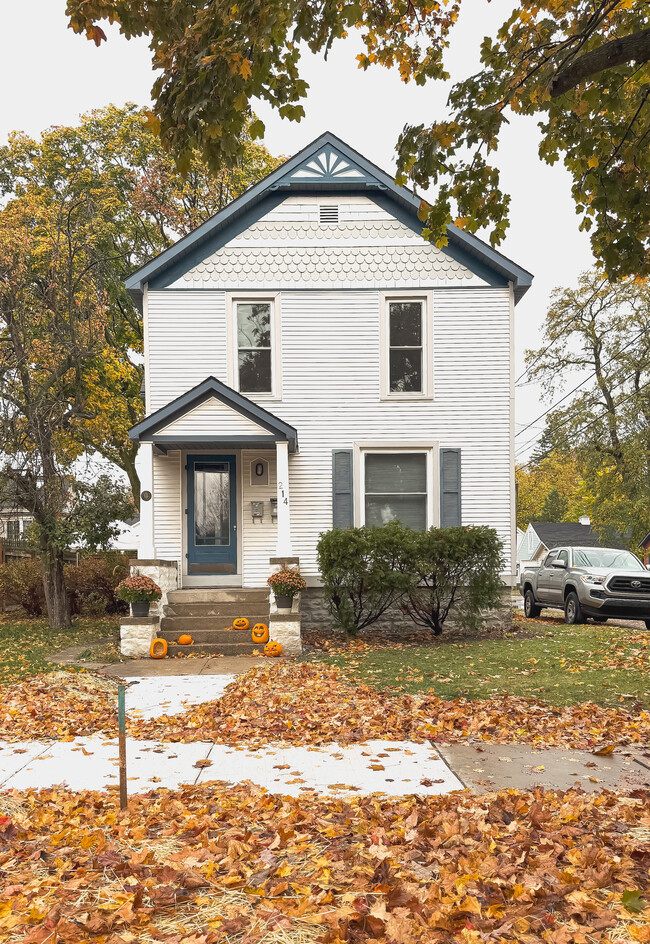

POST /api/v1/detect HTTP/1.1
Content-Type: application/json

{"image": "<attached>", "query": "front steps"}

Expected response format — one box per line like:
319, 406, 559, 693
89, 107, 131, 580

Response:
160, 588, 270, 657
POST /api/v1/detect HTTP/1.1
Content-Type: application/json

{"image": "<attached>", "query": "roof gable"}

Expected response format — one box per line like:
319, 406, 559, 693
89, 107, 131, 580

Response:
125, 132, 533, 306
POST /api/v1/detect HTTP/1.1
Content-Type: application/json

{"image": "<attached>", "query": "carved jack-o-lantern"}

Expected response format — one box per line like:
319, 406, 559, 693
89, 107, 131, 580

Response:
150, 638, 168, 659
251, 623, 269, 644
264, 640, 283, 658
233, 617, 250, 631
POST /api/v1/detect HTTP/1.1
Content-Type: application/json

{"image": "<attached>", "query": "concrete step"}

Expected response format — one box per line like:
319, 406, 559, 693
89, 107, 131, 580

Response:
160, 628, 266, 645
163, 602, 270, 619
161, 615, 269, 633
167, 589, 268, 605
166, 642, 268, 658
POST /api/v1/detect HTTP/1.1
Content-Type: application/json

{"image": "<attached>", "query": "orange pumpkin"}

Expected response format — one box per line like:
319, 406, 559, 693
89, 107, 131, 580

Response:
251, 623, 269, 644
178, 634, 193, 645
150, 638, 168, 659
233, 617, 249, 631
264, 640, 283, 658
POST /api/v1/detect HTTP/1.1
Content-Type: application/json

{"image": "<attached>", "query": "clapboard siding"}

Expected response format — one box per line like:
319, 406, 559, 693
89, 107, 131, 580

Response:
241, 449, 277, 587
153, 451, 181, 563
147, 292, 227, 411
160, 397, 267, 436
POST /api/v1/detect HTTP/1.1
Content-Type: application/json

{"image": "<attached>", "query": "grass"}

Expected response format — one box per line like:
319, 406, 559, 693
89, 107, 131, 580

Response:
314, 619, 650, 710
0, 615, 120, 685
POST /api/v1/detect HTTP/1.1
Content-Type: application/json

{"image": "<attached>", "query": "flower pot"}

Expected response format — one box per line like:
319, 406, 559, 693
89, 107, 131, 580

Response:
274, 593, 292, 612
131, 601, 150, 618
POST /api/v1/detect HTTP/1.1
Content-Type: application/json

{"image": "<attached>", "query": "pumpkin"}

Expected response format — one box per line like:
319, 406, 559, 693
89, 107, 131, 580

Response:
178, 634, 193, 645
264, 640, 283, 658
150, 638, 168, 659
251, 623, 269, 644
233, 617, 250, 631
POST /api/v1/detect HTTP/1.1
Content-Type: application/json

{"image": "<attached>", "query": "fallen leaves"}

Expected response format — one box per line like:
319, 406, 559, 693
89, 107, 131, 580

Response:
0, 782, 648, 943
2, 663, 650, 750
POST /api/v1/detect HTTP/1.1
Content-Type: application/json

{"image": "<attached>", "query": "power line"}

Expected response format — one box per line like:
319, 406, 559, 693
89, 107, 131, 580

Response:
516, 378, 650, 473
514, 324, 650, 447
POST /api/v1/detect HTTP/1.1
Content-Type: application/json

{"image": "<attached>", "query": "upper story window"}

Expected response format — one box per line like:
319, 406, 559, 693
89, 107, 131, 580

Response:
380, 293, 432, 400
237, 301, 272, 394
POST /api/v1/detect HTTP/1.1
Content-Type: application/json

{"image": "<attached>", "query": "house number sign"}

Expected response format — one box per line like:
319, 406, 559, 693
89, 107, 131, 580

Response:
277, 482, 289, 505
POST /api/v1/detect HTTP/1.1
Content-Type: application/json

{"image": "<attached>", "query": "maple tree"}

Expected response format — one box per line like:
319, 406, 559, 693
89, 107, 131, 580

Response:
515, 450, 588, 530
522, 270, 650, 547
0, 105, 282, 501
65, 2, 650, 277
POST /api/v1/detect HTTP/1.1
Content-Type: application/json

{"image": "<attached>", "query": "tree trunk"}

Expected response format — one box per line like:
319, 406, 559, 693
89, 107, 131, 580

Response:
42, 550, 71, 630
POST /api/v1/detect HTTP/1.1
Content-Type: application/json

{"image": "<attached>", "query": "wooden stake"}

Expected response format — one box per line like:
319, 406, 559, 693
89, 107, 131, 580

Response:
118, 682, 127, 810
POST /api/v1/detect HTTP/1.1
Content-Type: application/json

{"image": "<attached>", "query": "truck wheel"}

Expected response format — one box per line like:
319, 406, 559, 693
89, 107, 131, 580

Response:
564, 592, 584, 625
524, 589, 541, 619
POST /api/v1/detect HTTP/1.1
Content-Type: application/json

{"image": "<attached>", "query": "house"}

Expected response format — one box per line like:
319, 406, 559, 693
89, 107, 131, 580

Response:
516, 516, 628, 579
639, 532, 650, 566
124, 133, 532, 654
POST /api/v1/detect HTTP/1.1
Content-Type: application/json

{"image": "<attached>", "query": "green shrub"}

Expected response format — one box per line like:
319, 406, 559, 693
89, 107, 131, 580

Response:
65, 553, 129, 615
400, 526, 504, 635
0, 557, 45, 616
316, 521, 413, 634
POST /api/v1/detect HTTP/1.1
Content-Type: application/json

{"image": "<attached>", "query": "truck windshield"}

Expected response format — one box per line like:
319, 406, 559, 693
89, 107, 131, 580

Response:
572, 548, 645, 570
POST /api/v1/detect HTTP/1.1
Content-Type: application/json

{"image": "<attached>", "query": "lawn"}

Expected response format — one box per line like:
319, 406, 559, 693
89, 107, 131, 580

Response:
314, 619, 650, 709
0, 615, 119, 684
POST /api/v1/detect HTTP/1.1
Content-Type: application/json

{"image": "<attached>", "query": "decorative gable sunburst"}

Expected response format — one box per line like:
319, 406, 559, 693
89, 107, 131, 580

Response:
288, 147, 370, 183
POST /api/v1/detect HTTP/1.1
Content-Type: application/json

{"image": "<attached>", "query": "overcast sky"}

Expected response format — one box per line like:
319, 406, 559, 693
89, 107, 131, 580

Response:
0, 1, 595, 456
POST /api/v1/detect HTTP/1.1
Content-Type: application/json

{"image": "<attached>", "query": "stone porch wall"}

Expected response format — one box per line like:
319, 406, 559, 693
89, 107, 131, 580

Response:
129, 559, 178, 618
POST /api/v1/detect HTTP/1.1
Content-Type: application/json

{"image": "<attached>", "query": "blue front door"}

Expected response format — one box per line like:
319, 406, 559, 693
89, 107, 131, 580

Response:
187, 455, 237, 575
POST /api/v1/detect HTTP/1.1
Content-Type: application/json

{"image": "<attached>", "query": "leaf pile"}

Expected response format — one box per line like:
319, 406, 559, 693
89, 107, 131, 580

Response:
1, 782, 649, 943
0, 671, 119, 740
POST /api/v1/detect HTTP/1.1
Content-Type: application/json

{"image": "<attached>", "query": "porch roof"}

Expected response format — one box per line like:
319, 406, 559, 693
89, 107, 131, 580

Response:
129, 377, 298, 454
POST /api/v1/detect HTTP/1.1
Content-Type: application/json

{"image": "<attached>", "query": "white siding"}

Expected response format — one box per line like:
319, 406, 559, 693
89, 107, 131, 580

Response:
160, 397, 268, 437
147, 291, 227, 411
241, 449, 277, 587
153, 451, 181, 563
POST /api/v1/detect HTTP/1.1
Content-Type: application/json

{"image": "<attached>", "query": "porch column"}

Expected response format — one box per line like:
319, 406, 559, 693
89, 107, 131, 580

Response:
275, 440, 293, 556
136, 442, 156, 559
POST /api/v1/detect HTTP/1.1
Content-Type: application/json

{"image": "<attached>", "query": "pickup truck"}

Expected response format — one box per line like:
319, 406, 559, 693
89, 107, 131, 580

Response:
521, 545, 650, 626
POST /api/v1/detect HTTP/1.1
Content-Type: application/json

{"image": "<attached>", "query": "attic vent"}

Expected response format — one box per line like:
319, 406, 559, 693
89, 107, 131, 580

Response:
319, 205, 339, 224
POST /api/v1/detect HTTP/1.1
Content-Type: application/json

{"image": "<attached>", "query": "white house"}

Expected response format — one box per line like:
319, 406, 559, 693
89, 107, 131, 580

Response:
124, 133, 532, 652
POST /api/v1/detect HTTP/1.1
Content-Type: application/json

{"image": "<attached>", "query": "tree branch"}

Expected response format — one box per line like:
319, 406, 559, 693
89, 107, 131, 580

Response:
551, 27, 650, 97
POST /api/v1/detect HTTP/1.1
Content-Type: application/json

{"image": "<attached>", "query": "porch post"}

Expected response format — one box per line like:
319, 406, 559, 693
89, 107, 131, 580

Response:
275, 440, 293, 556
136, 442, 156, 559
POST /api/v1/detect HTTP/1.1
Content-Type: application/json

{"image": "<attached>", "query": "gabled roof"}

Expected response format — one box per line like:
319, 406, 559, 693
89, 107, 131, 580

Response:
129, 377, 298, 453
530, 521, 628, 551
125, 132, 533, 308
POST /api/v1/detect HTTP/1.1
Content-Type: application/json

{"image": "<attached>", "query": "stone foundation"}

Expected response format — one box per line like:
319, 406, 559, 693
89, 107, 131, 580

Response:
120, 616, 160, 658
300, 586, 512, 634
268, 557, 302, 654
129, 559, 178, 618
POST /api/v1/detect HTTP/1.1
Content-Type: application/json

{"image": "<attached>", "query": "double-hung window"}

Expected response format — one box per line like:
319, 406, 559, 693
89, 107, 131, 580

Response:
381, 293, 432, 399
236, 301, 273, 394
364, 452, 428, 530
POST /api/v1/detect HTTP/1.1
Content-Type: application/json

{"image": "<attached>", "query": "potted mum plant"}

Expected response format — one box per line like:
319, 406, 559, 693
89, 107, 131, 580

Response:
267, 567, 306, 612
116, 573, 162, 617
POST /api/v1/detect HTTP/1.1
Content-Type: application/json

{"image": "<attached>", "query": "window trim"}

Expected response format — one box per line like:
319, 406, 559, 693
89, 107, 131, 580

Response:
226, 292, 282, 400
354, 442, 439, 529
379, 291, 433, 401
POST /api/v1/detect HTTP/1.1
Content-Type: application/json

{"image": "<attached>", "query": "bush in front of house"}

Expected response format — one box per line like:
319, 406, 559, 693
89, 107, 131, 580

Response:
316, 521, 413, 635
0, 557, 46, 616
317, 522, 504, 636
65, 553, 130, 616
399, 525, 504, 636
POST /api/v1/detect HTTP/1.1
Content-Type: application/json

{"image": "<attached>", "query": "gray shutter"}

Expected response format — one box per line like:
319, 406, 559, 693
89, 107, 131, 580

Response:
332, 449, 354, 529
440, 448, 462, 527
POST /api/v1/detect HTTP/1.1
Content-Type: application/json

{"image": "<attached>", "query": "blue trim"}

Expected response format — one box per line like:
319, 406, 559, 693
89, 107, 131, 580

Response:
125, 131, 533, 304
129, 376, 298, 451
187, 454, 237, 571
153, 435, 280, 454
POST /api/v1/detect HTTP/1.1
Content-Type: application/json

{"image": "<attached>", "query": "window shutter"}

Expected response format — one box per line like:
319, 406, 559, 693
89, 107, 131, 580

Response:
332, 449, 354, 529
440, 448, 461, 527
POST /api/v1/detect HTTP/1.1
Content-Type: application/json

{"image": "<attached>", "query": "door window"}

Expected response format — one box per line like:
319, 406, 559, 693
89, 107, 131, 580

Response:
194, 462, 230, 546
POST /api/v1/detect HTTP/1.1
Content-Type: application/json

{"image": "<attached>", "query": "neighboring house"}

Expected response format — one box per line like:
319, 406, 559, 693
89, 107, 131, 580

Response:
0, 506, 32, 544
639, 532, 650, 566
125, 132, 533, 628
516, 516, 628, 579
109, 516, 140, 554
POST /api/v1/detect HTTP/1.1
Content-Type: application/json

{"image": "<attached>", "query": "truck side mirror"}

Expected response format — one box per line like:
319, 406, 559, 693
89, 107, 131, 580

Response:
552, 559, 567, 568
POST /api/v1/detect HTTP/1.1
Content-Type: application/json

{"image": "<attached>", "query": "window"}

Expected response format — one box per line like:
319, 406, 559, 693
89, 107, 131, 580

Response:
6, 520, 20, 541
389, 301, 422, 393
364, 452, 427, 530
237, 301, 272, 394
556, 550, 569, 566
543, 551, 558, 568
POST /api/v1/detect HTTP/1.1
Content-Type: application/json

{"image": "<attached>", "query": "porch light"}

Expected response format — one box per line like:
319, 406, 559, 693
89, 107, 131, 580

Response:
270, 498, 278, 523
251, 501, 264, 523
